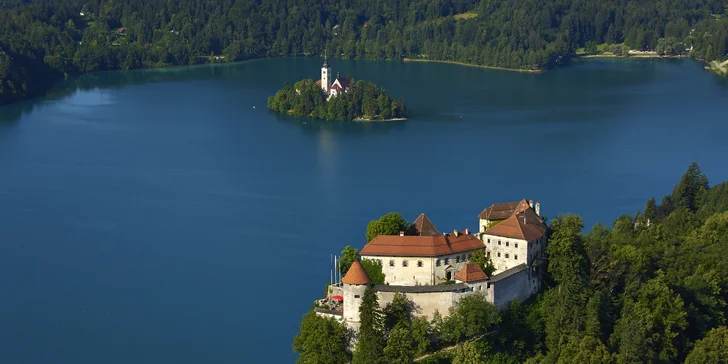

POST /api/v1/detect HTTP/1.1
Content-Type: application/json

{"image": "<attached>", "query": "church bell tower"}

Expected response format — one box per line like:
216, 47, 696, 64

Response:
321, 50, 331, 93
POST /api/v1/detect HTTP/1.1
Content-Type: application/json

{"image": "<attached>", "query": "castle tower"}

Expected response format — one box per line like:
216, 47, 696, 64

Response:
321, 51, 332, 93
342, 260, 370, 325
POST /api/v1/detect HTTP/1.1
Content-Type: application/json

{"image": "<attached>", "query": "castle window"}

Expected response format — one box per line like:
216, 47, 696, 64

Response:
468, 254, 472, 260
487, 251, 490, 257
377, 259, 382, 265
487, 283, 491, 289
515, 243, 518, 248
417, 260, 423, 267
455, 256, 460, 263
389, 260, 395, 267
498, 240, 501, 245
497, 252, 501, 257
444, 258, 449, 265
436, 259, 441, 267
354, 295, 360, 298
402, 260, 409, 267
487, 238, 490, 244
506, 241, 509, 247
515, 255, 518, 260
505, 253, 509, 259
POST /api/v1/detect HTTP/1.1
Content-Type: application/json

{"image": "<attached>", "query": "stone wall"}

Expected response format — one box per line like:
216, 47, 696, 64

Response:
490, 264, 538, 309
373, 284, 471, 320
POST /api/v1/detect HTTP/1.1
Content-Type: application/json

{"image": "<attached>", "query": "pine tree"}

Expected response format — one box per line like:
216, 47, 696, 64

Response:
353, 287, 385, 364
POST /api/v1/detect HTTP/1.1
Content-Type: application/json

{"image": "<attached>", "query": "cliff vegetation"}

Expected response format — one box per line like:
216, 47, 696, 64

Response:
294, 162, 728, 363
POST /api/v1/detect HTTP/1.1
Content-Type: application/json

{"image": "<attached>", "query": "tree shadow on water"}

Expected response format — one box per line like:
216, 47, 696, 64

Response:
269, 109, 409, 136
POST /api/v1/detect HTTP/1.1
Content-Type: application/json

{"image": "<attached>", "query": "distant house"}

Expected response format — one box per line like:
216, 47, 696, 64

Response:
117, 27, 126, 35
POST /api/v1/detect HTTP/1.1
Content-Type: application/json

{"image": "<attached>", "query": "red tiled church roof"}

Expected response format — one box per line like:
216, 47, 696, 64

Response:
342, 260, 370, 285
454, 263, 488, 282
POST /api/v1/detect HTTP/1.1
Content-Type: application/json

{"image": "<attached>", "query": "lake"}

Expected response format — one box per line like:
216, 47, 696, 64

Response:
1, 57, 727, 363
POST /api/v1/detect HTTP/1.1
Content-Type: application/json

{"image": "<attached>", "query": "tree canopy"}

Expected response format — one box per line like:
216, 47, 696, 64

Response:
3, 0, 727, 105
366, 212, 410, 242
267, 79, 407, 121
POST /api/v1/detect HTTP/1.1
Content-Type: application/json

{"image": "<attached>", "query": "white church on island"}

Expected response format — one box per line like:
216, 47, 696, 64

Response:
317, 199, 548, 330
316, 53, 351, 100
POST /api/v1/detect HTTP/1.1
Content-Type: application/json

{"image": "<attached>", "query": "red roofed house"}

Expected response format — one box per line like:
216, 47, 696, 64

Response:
360, 213, 484, 285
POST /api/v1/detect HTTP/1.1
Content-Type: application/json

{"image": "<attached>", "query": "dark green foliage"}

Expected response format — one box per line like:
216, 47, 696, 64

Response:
339, 245, 359, 277
3, 0, 728, 105
383, 292, 411, 332
360, 258, 386, 285
268, 79, 407, 121
293, 311, 351, 364
469, 249, 496, 277
353, 287, 386, 364
384, 322, 416, 364
337, 245, 386, 284
685, 326, 728, 364
440, 293, 500, 344
366, 212, 410, 242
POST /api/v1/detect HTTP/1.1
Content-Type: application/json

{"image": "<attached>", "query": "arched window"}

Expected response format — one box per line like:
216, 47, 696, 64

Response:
402, 260, 409, 267
389, 260, 395, 267
417, 260, 423, 267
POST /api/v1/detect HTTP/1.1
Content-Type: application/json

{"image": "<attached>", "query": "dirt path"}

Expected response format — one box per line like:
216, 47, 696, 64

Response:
413, 335, 485, 362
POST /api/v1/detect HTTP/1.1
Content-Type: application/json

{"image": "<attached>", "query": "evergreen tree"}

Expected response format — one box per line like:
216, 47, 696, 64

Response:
384, 322, 415, 364
353, 287, 385, 364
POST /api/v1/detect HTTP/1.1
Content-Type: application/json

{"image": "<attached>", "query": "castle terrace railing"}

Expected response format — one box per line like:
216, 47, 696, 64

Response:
314, 307, 343, 316
372, 283, 470, 293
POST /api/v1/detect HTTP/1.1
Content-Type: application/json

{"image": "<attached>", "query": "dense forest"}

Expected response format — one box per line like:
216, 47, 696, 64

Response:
2, 0, 728, 105
293, 162, 728, 363
268, 79, 407, 121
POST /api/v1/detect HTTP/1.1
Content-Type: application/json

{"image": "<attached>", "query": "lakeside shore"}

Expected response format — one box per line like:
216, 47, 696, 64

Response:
403, 58, 540, 73
354, 117, 407, 122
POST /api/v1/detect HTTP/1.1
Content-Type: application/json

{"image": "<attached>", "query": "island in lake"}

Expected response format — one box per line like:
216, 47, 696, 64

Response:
267, 55, 407, 122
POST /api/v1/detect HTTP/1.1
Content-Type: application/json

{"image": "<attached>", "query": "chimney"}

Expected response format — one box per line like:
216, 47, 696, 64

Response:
464, 228, 470, 235
529, 200, 534, 208
399, 231, 404, 236
535, 202, 541, 217
453, 229, 459, 237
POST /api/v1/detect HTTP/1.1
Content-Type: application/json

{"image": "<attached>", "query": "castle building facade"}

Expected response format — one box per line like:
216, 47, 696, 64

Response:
318, 199, 548, 330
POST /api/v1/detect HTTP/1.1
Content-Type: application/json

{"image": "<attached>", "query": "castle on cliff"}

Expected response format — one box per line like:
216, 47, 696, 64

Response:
316, 199, 547, 331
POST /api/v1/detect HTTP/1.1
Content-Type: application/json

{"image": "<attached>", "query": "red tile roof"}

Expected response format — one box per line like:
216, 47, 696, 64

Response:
477, 199, 531, 220
483, 207, 546, 241
454, 263, 488, 282
360, 232, 484, 257
342, 260, 370, 285
449, 232, 487, 254
411, 213, 440, 236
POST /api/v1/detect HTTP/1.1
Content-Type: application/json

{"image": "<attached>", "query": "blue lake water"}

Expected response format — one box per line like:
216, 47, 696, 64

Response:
0, 58, 727, 363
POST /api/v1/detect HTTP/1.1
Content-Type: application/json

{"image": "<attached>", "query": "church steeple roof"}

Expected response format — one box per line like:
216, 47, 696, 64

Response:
322, 50, 330, 68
